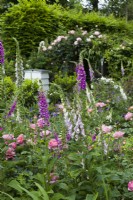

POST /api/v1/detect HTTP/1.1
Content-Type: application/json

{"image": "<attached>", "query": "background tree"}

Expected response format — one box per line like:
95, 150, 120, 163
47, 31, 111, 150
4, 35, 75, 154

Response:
102, 0, 133, 21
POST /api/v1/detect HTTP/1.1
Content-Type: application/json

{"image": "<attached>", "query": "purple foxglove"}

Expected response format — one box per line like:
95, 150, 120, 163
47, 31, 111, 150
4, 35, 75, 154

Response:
38, 91, 50, 126
76, 64, 86, 90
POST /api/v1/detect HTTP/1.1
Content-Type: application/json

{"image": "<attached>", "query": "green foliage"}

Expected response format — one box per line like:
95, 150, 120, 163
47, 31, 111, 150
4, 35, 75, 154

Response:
1, 0, 61, 58
20, 79, 39, 108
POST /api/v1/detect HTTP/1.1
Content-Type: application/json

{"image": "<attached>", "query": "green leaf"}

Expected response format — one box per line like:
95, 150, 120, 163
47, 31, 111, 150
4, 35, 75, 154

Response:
51, 193, 66, 200
8, 180, 22, 193
0, 191, 15, 200
85, 193, 98, 200
58, 183, 69, 191
35, 182, 49, 200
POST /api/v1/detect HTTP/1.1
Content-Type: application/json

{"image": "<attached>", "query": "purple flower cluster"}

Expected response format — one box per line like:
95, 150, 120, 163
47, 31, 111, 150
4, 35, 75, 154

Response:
0, 41, 4, 64
7, 101, 17, 117
38, 91, 50, 125
76, 64, 86, 90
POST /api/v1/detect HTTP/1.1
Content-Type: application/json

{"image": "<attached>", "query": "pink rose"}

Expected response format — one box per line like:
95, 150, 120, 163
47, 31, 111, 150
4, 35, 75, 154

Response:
2, 134, 14, 140
96, 102, 106, 107
37, 118, 45, 128
128, 180, 133, 191
9, 142, 17, 149
6, 147, 16, 160
124, 112, 133, 120
102, 124, 112, 133
48, 139, 58, 149
17, 134, 24, 144
113, 131, 124, 139
30, 123, 36, 129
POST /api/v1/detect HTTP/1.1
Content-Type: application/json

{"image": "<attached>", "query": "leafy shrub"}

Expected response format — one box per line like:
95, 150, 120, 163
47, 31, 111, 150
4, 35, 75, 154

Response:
21, 79, 39, 108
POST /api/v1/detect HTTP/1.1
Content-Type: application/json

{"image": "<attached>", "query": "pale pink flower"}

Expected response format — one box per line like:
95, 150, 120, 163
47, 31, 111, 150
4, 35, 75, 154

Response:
74, 41, 78, 45
87, 108, 93, 113
86, 38, 91, 42
37, 118, 45, 128
9, 142, 17, 149
30, 123, 36, 130
6, 147, 16, 160
56, 104, 64, 110
98, 35, 103, 38
128, 180, 133, 191
124, 112, 133, 120
96, 102, 106, 107
40, 130, 50, 137
76, 37, 82, 42
94, 31, 100, 36
113, 131, 124, 139
2, 134, 14, 140
68, 30, 75, 34
102, 124, 112, 133
48, 139, 58, 149
48, 46, 52, 50
82, 31, 87, 35
17, 134, 24, 144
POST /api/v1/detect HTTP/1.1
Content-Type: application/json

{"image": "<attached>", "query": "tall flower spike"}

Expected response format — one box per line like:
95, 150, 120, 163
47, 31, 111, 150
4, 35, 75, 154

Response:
76, 64, 86, 90
38, 91, 50, 126
7, 100, 17, 117
0, 41, 4, 65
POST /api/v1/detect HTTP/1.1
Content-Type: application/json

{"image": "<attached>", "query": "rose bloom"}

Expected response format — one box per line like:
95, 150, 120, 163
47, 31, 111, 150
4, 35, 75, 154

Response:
6, 147, 16, 160
30, 123, 36, 130
96, 102, 106, 108
48, 139, 58, 149
124, 112, 133, 120
17, 134, 24, 144
37, 118, 45, 128
128, 180, 133, 191
102, 124, 112, 133
9, 142, 17, 149
2, 134, 14, 140
113, 131, 124, 139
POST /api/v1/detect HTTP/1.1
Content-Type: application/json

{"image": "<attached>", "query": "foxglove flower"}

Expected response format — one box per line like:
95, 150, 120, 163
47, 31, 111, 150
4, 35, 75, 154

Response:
76, 64, 86, 90
0, 41, 4, 65
7, 101, 17, 117
38, 91, 50, 126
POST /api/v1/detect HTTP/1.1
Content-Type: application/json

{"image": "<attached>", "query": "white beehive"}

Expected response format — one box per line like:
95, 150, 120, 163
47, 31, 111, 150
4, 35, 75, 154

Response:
24, 69, 49, 92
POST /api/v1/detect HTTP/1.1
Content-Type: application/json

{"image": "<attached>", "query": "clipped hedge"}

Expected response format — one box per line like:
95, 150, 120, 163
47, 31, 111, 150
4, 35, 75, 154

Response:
1, 0, 133, 59
1, 0, 60, 58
